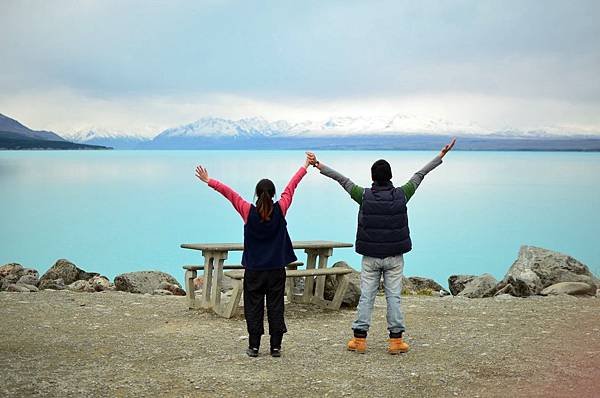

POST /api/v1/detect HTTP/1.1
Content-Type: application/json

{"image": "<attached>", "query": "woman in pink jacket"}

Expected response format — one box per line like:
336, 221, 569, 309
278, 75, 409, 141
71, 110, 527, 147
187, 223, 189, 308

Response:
195, 155, 310, 357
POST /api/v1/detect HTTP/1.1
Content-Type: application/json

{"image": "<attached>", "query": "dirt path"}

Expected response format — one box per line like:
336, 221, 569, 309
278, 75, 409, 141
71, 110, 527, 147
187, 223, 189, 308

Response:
1, 291, 599, 397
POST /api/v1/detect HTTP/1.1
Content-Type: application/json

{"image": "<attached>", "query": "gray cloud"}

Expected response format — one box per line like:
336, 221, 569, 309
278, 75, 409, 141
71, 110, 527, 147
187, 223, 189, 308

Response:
1, 0, 599, 134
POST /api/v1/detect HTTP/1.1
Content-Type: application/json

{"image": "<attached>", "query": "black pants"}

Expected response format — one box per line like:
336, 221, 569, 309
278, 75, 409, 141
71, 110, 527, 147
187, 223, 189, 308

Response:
243, 268, 287, 349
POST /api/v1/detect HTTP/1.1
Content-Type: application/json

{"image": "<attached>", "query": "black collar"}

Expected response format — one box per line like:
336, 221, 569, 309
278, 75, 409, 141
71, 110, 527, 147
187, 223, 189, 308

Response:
371, 181, 394, 191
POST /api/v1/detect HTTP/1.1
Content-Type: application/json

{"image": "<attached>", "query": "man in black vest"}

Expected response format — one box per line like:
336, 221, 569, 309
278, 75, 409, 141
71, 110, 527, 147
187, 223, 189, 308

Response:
307, 138, 455, 354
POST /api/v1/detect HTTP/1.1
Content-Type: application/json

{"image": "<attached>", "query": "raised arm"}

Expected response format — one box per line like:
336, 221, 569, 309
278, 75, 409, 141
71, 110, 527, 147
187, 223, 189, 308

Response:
306, 152, 364, 205
400, 138, 456, 202
278, 158, 310, 216
195, 165, 251, 223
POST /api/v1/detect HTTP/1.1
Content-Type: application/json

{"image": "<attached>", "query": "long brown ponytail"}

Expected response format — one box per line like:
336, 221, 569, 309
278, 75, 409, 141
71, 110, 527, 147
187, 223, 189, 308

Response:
255, 179, 275, 222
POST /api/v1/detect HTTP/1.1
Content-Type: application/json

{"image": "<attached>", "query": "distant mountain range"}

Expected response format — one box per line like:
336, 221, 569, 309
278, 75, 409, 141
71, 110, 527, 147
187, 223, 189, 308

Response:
3, 113, 600, 151
0, 113, 110, 150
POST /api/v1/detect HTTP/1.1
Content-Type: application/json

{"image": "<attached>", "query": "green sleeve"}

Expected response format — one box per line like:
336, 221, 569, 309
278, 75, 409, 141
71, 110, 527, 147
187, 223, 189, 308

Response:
400, 182, 417, 203
350, 185, 364, 205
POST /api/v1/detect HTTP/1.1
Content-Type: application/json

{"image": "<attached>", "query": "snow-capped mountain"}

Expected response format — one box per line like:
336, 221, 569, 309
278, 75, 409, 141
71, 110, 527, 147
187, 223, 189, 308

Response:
64, 129, 150, 149
47, 114, 599, 150
154, 114, 484, 140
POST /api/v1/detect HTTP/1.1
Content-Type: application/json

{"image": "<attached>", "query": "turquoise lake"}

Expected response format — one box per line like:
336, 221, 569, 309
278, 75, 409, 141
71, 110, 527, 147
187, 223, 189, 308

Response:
1, 150, 599, 286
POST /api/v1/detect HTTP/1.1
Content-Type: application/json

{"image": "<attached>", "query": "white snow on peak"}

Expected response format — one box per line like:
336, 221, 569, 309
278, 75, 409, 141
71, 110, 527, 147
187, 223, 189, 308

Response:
65, 128, 148, 142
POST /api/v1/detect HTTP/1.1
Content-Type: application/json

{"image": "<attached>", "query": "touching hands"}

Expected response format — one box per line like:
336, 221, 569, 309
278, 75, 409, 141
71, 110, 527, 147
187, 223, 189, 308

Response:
305, 151, 319, 168
439, 138, 456, 159
195, 165, 210, 184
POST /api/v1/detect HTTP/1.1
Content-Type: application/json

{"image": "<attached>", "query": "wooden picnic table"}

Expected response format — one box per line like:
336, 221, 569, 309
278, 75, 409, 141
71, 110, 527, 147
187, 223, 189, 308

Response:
181, 240, 353, 317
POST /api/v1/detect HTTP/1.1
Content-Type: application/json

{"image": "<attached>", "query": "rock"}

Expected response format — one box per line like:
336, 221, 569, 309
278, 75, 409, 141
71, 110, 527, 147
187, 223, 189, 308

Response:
21, 268, 39, 278
494, 276, 536, 297
89, 275, 111, 292
407, 277, 449, 295
540, 282, 596, 296
0, 263, 24, 279
39, 259, 98, 286
38, 278, 66, 290
0, 263, 30, 291
153, 289, 173, 296
324, 261, 361, 308
458, 274, 498, 298
68, 280, 96, 293
17, 274, 39, 287
157, 281, 186, 296
448, 275, 477, 296
498, 246, 599, 297
6, 283, 30, 292
17, 283, 39, 292
114, 271, 181, 294
193, 277, 203, 290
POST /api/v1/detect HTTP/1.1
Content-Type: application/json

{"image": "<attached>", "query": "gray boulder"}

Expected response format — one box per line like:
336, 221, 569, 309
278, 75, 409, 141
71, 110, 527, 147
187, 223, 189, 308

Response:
540, 282, 596, 296
406, 276, 449, 295
0, 263, 27, 291
498, 246, 599, 297
458, 274, 498, 298
494, 276, 536, 297
448, 275, 477, 296
68, 280, 95, 293
324, 261, 361, 308
0, 263, 24, 279
89, 275, 112, 292
38, 278, 66, 290
6, 284, 31, 293
39, 259, 98, 286
18, 274, 39, 287
114, 271, 181, 294
17, 283, 39, 292
157, 281, 186, 296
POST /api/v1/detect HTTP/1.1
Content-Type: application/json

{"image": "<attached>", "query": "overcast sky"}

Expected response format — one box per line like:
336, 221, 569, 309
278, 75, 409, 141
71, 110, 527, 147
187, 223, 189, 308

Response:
1, 0, 599, 136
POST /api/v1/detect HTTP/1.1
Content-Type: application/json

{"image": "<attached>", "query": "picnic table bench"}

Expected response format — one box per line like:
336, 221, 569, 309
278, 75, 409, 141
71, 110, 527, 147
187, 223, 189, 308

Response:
181, 240, 353, 318
222, 267, 353, 318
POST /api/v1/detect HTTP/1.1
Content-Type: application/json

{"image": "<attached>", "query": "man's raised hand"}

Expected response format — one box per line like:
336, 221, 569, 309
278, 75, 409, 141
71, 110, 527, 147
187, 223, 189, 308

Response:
306, 151, 318, 166
439, 138, 456, 158
195, 165, 210, 183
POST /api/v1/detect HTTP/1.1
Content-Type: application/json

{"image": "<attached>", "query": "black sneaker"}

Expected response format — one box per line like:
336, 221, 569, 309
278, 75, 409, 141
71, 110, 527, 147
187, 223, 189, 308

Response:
246, 347, 259, 357
270, 348, 281, 357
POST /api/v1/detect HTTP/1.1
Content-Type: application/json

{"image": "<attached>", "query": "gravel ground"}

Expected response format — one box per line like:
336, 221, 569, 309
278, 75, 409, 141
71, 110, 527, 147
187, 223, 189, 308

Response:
1, 290, 599, 397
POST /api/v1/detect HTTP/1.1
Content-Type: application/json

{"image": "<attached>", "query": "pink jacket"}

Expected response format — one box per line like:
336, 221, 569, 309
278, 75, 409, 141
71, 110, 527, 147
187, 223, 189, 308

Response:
208, 167, 308, 224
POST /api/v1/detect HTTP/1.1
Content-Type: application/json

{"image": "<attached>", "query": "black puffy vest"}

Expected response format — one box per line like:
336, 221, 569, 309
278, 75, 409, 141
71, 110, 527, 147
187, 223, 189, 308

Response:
242, 202, 297, 270
355, 181, 412, 258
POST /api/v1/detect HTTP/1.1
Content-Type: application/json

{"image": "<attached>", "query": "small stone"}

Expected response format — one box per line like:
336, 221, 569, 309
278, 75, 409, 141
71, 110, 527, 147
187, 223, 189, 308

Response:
153, 289, 173, 296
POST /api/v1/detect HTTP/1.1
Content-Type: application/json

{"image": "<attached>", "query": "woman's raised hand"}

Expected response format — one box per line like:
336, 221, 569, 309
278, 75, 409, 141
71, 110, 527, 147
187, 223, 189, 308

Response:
439, 138, 456, 159
195, 165, 210, 183
306, 151, 318, 166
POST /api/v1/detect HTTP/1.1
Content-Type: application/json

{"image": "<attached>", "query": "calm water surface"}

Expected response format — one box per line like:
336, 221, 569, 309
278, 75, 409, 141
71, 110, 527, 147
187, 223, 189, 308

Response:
1, 150, 599, 285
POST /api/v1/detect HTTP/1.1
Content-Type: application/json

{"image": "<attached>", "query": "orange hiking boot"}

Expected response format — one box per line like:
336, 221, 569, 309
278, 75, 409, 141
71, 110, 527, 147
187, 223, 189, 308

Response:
387, 338, 409, 354
347, 337, 367, 353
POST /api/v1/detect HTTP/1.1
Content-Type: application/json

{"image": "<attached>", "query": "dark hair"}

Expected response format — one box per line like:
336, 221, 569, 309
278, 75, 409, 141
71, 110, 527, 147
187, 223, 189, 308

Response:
371, 159, 392, 184
255, 178, 276, 221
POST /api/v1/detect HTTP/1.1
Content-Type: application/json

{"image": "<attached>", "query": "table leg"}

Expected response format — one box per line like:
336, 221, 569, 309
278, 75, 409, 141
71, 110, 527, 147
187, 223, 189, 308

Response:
200, 254, 214, 309
302, 250, 318, 303
209, 251, 228, 314
314, 248, 333, 300
285, 262, 299, 303
185, 269, 198, 309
